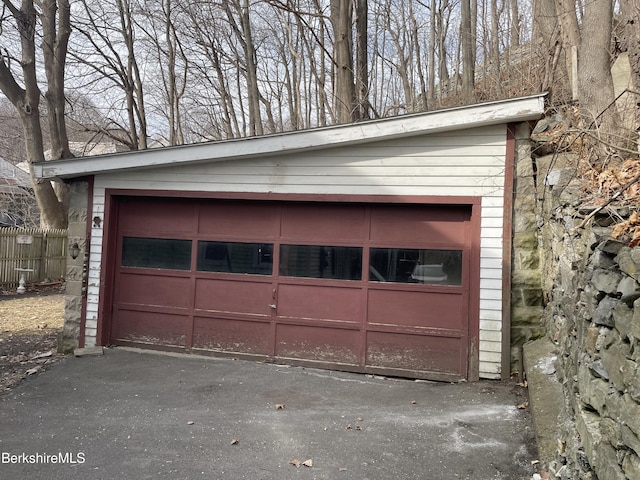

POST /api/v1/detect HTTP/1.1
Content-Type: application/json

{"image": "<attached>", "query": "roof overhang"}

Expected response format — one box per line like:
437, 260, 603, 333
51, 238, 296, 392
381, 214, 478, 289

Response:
35, 94, 545, 181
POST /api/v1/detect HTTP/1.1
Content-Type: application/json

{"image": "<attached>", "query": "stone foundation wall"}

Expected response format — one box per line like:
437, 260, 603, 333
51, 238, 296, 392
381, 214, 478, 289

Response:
511, 123, 545, 368
536, 155, 640, 480
58, 180, 88, 354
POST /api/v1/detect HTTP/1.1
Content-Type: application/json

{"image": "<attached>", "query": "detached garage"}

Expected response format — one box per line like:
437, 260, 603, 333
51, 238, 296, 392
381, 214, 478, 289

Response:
36, 94, 545, 382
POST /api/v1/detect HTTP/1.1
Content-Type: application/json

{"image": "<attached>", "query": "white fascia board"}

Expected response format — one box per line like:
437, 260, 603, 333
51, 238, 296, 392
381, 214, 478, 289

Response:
35, 94, 545, 180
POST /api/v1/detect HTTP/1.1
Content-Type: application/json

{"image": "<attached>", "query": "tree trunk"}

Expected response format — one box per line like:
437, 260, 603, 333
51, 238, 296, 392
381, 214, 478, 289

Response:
620, 0, 640, 92
578, 0, 619, 137
42, 0, 73, 161
460, 0, 475, 101
354, 0, 369, 120
316, 0, 331, 125
239, 0, 263, 136
470, 0, 477, 77
620, 0, 640, 143
490, 0, 500, 74
116, 0, 148, 149
42, 0, 72, 217
555, 0, 580, 96
436, 0, 450, 99
23, 115, 68, 229
532, 0, 564, 96
330, 0, 356, 124
509, 0, 520, 47
161, 0, 186, 146
409, 0, 427, 111
428, 0, 436, 104
533, 0, 558, 48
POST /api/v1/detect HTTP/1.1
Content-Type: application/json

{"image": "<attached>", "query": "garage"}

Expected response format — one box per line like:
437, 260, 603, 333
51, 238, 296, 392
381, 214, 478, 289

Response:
35, 94, 546, 381
108, 196, 476, 380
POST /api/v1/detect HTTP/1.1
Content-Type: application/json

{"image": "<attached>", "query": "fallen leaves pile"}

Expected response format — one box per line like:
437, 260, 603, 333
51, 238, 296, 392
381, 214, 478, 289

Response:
576, 158, 640, 245
612, 211, 640, 247
583, 158, 640, 205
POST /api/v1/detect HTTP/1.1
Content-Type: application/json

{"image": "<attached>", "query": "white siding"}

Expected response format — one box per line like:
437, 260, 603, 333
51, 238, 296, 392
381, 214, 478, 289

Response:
84, 125, 510, 377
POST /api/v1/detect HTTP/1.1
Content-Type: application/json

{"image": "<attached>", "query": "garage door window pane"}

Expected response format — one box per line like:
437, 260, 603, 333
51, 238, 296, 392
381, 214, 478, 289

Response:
197, 241, 273, 275
280, 245, 362, 280
369, 248, 462, 285
122, 237, 192, 270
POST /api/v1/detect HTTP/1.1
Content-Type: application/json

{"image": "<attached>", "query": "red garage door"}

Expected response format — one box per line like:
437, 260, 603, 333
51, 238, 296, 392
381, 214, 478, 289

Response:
107, 196, 476, 380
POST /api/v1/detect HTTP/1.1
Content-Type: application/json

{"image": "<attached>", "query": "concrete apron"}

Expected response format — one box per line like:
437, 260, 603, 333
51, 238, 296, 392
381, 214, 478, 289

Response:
0, 348, 538, 480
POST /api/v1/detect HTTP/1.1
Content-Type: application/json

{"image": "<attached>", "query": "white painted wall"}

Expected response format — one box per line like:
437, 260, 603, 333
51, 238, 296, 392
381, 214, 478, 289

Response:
85, 124, 509, 379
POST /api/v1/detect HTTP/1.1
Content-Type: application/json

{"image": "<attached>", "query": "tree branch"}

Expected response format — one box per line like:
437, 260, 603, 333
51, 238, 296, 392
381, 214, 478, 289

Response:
0, 53, 26, 106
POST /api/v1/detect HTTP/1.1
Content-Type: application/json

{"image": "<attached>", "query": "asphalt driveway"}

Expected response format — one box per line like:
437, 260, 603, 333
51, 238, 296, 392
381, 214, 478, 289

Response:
0, 348, 538, 480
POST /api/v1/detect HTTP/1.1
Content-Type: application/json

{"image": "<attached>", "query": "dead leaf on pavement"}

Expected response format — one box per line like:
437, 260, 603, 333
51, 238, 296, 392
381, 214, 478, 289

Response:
187, 420, 195, 425
30, 351, 54, 360
357, 416, 363, 422
275, 403, 285, 410
345, 423, 352, 429
339, 467, 348, 472
302, 459, 313, 467
25, 366, 41, 376
411, 400, 417, 404
517, 401, 529, 409
230, 438, 239, 445
290, 459, 301, 468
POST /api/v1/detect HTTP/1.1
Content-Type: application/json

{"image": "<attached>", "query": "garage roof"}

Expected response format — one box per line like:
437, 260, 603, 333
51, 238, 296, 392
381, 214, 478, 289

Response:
35, 94, 545, 181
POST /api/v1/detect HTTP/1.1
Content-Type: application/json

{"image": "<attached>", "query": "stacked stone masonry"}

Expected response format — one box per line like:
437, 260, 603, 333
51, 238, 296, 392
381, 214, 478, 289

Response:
535, 152, 640, 480
59, 180, 88, 354
511, 122, 545, 367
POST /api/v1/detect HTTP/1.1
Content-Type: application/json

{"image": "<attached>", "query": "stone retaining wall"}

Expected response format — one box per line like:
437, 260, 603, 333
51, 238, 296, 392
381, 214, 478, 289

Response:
536, 153, 640, 480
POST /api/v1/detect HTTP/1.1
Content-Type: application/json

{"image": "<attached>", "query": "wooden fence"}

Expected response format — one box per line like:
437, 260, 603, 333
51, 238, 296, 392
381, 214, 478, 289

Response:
0, 228, 67, 288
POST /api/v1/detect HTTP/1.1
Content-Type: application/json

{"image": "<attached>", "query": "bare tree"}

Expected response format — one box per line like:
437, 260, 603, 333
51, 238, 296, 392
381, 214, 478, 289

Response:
272, 7, 302, 130
71, 0, 149, 150
431, 0, 452, 103
183, 4, 239, 139
531, 0, 566, 98
135, 0, 188, 145
232, 0, 264, 136
0, 0, 70, 228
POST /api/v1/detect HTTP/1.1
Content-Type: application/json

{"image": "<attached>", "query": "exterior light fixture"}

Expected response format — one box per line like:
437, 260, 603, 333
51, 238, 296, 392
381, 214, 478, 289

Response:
70, 242, 81, 260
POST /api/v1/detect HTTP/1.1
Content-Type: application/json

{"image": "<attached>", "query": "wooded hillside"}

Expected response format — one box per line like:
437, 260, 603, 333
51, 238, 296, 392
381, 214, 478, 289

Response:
0, 0, 638, 227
